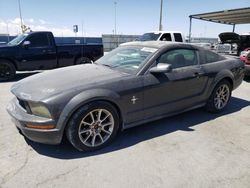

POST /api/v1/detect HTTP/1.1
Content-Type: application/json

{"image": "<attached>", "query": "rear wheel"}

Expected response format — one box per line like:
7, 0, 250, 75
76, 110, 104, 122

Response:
0, 60, 16, 81
205, 80, 232, 113
66, 101, 120, 151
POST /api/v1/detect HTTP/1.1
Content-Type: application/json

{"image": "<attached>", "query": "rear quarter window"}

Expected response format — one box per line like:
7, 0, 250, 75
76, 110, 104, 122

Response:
174, 33, 183, 42
205, 50, 225, 64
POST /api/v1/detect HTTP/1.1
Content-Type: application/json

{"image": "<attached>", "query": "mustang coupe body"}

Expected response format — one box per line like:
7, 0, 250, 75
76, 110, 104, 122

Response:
7, 41, 245, 151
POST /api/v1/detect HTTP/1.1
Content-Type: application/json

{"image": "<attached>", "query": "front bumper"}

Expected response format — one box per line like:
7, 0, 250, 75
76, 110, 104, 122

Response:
6, 98, 63, 145
245, 64, 250, 76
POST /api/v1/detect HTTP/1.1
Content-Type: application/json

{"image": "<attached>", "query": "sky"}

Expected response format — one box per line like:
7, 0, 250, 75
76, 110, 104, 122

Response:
0, 0, 249, 37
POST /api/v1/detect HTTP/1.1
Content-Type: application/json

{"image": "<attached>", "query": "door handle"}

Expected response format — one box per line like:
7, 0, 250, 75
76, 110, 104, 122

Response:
43, 49, 55, 54
193, 72, 202, 78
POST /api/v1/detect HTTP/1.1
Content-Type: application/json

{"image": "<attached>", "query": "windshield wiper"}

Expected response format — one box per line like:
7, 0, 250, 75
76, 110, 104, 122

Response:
100, 64, 113, 68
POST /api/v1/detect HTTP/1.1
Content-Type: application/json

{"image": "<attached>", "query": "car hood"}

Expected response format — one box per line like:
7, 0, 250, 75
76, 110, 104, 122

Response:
11, 64, 129, 101
219, 32, 241, 44
0, 44, 15, 50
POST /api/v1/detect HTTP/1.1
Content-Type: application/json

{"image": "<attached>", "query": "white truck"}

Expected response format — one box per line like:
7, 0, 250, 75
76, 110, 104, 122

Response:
137, 31, 185, 42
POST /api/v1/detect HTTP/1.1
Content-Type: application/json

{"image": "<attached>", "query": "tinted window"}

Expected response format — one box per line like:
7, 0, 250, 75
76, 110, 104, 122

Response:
205, 50, 224, 63
174, 33, 183, 42
28, 33, 49, 47
160, 33, 172, 41
138, 33, 161, 41
158, 49, 198, 69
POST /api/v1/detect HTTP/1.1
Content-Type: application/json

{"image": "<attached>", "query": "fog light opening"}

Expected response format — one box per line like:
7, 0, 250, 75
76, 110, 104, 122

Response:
26, 124, 55, 129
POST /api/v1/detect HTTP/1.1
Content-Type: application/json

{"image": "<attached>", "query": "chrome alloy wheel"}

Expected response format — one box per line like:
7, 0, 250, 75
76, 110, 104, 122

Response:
78, 109, 114, 147
214, 84, 230, 110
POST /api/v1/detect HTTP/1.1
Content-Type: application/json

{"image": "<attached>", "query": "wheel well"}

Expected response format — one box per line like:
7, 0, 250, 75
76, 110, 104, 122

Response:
221, 77, 233, 89
62, 99, 123, 140
0, 58, 17, 70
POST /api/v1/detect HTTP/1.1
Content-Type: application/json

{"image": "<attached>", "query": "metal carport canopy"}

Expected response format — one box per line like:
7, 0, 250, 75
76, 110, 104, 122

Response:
188, 7, 250, 42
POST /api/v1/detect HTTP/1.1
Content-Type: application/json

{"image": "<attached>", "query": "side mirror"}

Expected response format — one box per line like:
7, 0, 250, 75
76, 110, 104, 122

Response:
149, 63, 172, 74
23, 41, 31, 48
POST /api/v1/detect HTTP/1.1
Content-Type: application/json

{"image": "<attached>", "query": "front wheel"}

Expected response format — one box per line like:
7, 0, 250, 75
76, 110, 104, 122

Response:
66, 101, 120, 151
205, 80, 232, 113
0, 60, 16, 81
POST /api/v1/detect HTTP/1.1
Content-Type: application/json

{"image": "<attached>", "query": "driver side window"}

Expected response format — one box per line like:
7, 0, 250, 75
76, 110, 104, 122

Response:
158, 49, 198, 69
27, 34, 49, 48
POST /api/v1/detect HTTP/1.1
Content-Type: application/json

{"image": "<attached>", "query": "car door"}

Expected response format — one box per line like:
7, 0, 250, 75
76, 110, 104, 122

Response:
19, 33, 57, 70
143, 48, 209, 119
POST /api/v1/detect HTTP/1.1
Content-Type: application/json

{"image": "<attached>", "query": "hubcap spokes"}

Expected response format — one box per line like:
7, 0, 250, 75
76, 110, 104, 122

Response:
78, 109, 114, 147
214, 84, 230, 110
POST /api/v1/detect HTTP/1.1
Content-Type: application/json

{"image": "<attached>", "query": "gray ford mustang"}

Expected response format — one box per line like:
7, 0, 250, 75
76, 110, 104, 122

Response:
7, 41, 245, 151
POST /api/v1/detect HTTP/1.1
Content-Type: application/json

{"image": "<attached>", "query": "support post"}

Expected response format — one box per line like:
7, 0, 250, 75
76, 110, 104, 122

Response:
232, 24, 235, 32
188, 17, 192, 43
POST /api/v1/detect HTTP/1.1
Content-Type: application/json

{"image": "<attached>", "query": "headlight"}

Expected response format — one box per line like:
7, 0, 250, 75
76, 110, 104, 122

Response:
28, 102, 52, 118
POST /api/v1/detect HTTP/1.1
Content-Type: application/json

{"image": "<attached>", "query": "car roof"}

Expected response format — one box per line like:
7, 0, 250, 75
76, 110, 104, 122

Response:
120, 41, 199, 49
146, 31, 183, 34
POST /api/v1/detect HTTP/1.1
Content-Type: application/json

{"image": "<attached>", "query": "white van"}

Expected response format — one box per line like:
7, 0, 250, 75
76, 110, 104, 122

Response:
137, 31, 185, 42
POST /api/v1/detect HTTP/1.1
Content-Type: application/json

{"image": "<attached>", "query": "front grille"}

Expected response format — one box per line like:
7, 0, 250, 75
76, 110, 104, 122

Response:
18, 98, 26, 109
17, 98, 31, 114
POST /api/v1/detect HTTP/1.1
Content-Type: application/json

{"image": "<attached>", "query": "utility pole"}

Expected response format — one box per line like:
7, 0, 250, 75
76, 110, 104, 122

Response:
6, 23, 10, 42
114, 1, 117, 35
18, 0, 24, 33
159, 0, 163, 31
114, 1, 118, 47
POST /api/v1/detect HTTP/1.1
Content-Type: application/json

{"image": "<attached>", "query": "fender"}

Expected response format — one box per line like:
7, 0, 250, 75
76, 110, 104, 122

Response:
56, 88, 122, 132
0, 57, 20, 70
207, 69, 234, 97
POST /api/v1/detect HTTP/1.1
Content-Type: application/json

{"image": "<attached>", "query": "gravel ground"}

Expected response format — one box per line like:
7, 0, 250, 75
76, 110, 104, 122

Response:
0, 73, 250, 188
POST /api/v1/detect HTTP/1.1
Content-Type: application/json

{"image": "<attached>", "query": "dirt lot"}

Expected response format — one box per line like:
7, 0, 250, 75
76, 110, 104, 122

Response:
0, 73, 250, 188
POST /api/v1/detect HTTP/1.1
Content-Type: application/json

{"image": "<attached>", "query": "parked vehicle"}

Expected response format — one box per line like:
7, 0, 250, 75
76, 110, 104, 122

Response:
219, 32, 250, 55
191, 43, 212, 49
215, 43, 232, 54
0, 31, 103, 81
137, 31, 185, 42
7, 41, 245, 151
240, 47, 250, 59
240, 48, 250, 76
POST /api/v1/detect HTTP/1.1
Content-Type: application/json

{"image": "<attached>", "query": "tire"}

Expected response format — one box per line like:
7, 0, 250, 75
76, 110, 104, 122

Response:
205, 80, 232, 113
75, 57, 92, 65
66, 101, 120, 151
0, 60, 16, 81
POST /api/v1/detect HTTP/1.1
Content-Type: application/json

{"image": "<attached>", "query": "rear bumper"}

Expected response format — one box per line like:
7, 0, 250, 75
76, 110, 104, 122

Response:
6, 98, 63, 145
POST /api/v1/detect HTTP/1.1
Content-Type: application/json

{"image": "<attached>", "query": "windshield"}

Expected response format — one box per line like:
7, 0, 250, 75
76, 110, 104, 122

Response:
138, 33, 161, 41
96, 46, 158, 74
8, 34, 28, 45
